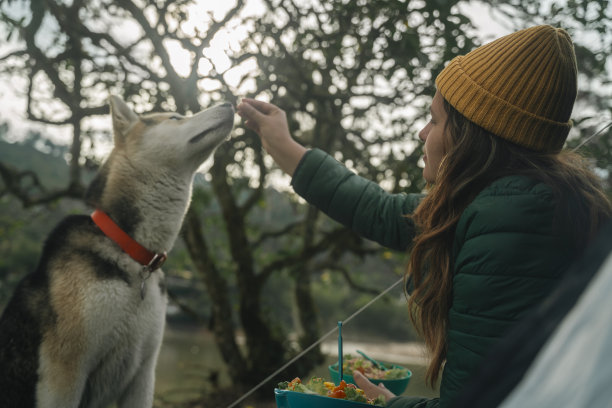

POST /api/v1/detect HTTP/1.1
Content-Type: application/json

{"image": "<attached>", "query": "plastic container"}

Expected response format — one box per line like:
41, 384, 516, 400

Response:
274, 388, 376, 408
328, 363, 412, 395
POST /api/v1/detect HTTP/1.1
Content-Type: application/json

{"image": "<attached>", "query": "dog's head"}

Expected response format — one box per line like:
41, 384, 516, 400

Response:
85, 97, 234, 211
108, 96, 234, 172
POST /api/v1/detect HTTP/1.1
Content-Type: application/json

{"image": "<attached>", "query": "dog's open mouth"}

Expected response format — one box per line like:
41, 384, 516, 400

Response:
188, 122, 228, 144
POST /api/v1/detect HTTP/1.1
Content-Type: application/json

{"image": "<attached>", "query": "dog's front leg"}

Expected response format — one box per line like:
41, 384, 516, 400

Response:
35, 356, 87, 408
117, 353, 158, 408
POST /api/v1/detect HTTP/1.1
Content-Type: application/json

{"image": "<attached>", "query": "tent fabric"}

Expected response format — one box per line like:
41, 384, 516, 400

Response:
500, 249, 612, 407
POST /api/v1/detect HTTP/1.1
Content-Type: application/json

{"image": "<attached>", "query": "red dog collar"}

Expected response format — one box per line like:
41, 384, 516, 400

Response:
91, 209, 167, 271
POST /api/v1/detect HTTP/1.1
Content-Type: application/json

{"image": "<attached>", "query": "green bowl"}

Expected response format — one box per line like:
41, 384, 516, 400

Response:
275, 389, 376, 408
328, 362, 412, 395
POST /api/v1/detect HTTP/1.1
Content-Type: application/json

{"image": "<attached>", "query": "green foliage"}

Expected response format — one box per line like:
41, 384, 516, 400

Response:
247, 0, 480, 191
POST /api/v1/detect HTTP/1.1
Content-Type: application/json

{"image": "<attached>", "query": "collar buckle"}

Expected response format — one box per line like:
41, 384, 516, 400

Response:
146, 252, 167, 272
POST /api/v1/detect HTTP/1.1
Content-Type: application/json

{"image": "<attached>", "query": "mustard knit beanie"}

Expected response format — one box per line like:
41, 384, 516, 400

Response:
435, 25, 578, 152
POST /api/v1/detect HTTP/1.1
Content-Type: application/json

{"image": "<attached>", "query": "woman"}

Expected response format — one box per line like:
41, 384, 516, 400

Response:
237, 25, 611, 407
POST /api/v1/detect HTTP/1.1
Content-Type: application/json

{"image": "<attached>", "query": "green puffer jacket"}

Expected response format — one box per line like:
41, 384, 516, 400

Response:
291, 149, 577, 408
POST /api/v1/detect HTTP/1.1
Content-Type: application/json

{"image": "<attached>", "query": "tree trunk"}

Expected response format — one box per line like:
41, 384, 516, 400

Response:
209, 151, 287, 385
294, 206, 325, 370
182, 209, 248, 383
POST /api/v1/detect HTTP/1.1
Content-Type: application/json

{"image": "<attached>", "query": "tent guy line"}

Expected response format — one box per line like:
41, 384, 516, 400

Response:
225, 277, 405, 408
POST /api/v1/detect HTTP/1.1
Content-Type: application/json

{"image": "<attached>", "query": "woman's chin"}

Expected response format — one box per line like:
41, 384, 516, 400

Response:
423, 169, 434, 184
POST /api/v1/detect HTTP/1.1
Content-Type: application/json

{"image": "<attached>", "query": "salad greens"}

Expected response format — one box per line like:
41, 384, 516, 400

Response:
278, 377, 386, 406
342, 354, 409, 380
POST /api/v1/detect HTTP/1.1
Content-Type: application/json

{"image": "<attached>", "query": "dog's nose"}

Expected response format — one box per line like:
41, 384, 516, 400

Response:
220, 102, 233, 109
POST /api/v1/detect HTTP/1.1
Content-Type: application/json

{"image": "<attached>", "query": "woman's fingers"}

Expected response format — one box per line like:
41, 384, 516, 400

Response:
238, 98, 290, 138
353, 371, 396, 401
237, 101, 265, 133
236, 97, 305, 175
237, 101, 261, 121
240, 98, 278, 114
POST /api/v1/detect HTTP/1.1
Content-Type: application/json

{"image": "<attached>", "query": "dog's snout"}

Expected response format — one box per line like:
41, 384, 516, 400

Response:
220, 102, 234, 110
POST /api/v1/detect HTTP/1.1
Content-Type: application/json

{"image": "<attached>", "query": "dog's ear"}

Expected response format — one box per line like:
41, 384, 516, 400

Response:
109, 96, 138, 143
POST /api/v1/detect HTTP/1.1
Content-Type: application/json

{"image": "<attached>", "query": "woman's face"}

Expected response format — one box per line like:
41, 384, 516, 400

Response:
419, 90, 449, 183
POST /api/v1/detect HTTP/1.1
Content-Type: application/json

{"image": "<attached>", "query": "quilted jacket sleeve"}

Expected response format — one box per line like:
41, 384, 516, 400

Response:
291, 148, 423, 251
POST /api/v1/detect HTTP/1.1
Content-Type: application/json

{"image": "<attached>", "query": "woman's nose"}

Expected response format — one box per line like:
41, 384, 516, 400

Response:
418, 124, 429, 142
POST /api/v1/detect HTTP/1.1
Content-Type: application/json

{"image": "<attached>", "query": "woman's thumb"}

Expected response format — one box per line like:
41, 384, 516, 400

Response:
353, 372, 376, 393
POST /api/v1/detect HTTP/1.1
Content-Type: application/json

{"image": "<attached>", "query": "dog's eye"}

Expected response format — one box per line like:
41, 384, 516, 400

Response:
169, 116, 182, 121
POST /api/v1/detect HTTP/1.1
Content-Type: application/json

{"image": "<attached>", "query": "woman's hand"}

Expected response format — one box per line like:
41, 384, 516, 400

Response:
353, 371, 397, 402
237, 98, 307, 176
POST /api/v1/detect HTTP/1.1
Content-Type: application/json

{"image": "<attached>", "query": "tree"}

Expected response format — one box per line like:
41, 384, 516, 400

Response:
237, 0, 482, 376
1, 0, 610, 403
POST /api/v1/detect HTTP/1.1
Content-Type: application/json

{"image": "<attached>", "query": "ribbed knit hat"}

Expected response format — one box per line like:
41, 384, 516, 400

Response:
435, 25, 578, 152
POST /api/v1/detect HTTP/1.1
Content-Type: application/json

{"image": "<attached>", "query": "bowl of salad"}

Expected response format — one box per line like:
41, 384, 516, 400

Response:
275, 377, 386, 408
329, 354, 412, 395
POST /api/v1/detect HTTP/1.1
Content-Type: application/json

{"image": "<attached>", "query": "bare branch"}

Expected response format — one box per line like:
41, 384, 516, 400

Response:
252, 219, 303, 248
257, 227, 352, 281
113, 0, 194, 109
312, 261, 382, 296
0, 49, 27, 62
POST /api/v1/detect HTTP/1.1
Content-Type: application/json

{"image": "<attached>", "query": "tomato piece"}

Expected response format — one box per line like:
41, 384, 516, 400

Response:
333, 380, 347, 392
346, 383, 356, 389
328, 389, 347, 399
288, 377, 301, 390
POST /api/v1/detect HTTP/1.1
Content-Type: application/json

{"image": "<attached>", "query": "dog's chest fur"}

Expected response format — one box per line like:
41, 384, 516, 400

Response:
0, 215, 168, 407
75, 269, 167, 406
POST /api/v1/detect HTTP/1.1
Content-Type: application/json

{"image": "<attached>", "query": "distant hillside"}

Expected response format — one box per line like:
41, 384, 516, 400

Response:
0, 139, 73, 189
0, 139, 88, 306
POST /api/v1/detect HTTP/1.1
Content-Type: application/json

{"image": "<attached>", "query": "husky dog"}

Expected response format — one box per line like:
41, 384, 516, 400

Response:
0, 96, 234, 407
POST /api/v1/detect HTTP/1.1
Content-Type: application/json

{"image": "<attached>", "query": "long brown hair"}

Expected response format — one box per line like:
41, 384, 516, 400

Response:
407, 99, 612, 386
